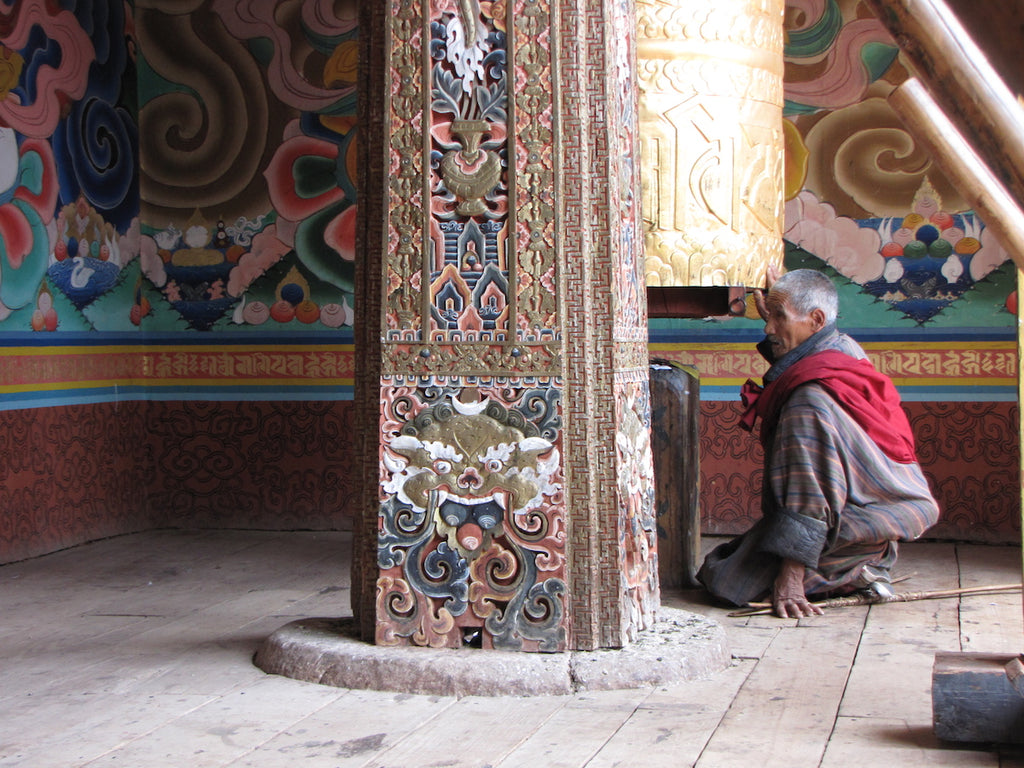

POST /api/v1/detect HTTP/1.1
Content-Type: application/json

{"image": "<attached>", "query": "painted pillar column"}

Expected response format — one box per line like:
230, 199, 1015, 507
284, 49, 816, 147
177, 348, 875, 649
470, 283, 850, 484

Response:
353, 0, 656, 652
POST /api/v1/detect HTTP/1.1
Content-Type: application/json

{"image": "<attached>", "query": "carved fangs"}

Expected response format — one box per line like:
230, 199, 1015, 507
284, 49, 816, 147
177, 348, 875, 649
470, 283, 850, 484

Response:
433, 488, 509, 512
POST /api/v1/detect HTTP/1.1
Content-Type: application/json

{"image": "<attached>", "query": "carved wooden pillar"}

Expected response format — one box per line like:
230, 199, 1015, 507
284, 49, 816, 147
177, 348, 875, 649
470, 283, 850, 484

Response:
637, 0, 785, 287
353, 0, 657, 651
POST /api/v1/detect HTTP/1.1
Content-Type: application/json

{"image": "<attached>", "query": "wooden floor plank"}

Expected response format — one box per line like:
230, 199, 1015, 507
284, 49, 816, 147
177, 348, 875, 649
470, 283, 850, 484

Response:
695, 611, 866, 768
366, 694, 569, 768
956, 544, 1023, 655
496, 688, 651, 768
839, 543, 961, 723
230, 688, 459, 768
890, 542, 961, 591
838, 599, 960, 722
586, 660, 754, 768
76, 676, 346, 768
820, 716, 997, 767
0, 691, 217, 768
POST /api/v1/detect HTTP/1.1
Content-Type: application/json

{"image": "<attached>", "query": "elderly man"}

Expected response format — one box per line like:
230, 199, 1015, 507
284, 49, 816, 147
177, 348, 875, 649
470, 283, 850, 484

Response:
698, 269, 940, 618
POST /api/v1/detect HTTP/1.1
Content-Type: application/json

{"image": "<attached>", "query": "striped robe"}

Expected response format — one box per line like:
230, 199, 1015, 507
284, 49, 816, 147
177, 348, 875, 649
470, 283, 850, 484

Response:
699, 382, 940, 607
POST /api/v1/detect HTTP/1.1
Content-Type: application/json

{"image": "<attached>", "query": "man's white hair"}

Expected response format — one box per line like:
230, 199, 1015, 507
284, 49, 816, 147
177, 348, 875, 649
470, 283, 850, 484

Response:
770, 269, 838, 324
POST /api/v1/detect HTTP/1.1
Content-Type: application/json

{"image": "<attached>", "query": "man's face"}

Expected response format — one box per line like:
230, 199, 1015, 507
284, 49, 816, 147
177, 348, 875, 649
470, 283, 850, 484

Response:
763, 291, 821, 358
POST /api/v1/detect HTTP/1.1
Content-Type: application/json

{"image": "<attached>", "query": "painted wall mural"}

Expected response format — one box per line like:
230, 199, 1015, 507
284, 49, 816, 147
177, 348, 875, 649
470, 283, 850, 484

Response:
781, 0, 1014, 326
0, 0, 359, 337
0, 0, 137, 332
137, 0, 358, 333
0, 0, 362, 564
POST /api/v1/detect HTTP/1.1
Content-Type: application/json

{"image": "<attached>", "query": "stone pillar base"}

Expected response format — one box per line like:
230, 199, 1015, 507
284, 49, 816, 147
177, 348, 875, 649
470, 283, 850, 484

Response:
254, 608, 730, 698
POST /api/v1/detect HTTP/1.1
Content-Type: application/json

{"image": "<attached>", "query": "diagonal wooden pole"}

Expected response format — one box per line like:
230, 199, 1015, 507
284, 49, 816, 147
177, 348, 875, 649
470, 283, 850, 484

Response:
862, 0, 1024, 209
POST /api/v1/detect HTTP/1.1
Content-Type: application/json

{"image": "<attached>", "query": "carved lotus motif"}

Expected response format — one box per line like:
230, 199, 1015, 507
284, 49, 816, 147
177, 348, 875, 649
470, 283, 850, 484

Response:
440, 120, 501, 216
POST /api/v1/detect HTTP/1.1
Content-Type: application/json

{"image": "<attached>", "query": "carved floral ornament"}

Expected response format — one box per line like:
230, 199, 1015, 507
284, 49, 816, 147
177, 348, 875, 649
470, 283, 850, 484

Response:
382, 0, 565, 361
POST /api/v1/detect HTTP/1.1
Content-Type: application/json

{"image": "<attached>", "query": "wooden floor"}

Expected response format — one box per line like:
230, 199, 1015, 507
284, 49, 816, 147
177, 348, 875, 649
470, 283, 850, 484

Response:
1, 530, 1023, 767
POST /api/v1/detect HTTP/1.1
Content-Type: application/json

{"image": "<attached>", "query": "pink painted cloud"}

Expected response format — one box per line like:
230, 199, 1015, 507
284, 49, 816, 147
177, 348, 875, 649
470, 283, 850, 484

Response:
785, 190, 884, 283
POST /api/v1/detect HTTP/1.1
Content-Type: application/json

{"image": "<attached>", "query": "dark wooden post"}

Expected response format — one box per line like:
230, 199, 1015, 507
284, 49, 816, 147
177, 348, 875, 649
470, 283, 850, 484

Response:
650, 359, 701, 588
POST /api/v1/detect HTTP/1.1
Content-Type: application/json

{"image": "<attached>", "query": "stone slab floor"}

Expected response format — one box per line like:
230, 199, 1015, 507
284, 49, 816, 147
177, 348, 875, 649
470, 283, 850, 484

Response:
1, 529, 1023, 767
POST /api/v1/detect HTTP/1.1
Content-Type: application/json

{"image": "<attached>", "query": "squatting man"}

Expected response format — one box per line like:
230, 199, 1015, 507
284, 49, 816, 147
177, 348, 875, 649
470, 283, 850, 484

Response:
698, 268, 939, 618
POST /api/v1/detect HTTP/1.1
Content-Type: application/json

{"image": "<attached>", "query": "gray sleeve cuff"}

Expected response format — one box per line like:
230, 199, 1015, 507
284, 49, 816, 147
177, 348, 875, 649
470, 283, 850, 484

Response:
759, 509, 828, 568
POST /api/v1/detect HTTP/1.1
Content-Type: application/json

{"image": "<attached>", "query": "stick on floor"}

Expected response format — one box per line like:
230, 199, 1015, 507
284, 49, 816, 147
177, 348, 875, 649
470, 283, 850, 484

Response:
727, 582, 1022, 617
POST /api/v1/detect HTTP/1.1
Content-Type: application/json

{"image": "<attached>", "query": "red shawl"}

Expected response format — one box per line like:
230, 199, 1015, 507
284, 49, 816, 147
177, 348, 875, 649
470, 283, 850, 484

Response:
740, 350, 918, 464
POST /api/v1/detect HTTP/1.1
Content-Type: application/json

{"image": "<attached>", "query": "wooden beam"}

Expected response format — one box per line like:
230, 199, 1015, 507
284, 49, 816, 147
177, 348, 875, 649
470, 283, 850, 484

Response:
933, 652, 1024, 743
1020, 264, 1024, 644
863, 0, 1024, 209
887, 78, 1024, 271
943, 0, 1024, 97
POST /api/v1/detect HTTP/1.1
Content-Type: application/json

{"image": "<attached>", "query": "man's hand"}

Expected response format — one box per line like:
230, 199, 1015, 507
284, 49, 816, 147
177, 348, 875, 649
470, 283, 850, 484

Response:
752, 264, 783, 322
772, 558, 824, 618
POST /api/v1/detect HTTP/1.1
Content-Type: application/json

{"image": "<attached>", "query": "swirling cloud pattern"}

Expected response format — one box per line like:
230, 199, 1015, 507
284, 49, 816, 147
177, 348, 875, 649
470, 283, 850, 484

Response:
802, 98, 967, 219
784, 1, 899, 113
0, 1, 94, 138
137, 4, 277, 221
210, 0, 357, 112
51, 0, 138, 230
785, 189, 883, 282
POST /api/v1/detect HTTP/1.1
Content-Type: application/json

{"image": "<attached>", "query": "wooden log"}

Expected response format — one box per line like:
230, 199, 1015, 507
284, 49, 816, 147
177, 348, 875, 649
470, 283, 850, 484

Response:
933, 652, 1024, 743
888, 78, 1024, 270
649, 359, 701, 588
863, 0, 1024, 209
1006, 655, 1024, 699
943, 0, 1024, 97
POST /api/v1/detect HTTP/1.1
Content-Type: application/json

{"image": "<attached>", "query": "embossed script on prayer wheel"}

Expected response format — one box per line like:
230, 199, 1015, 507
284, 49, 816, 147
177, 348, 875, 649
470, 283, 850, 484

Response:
637, 0, 785, 287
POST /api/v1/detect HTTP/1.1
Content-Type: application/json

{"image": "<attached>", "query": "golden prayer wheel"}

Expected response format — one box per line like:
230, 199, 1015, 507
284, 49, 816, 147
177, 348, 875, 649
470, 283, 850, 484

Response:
637, 0, 785, 287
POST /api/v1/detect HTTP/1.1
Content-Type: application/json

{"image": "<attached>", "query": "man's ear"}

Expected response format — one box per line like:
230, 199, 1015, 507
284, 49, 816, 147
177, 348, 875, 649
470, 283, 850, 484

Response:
810, 307, 828, 331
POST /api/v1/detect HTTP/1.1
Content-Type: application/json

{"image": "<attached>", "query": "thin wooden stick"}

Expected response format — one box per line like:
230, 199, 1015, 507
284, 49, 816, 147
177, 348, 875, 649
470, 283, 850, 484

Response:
727, 582, 1021, 618
739, 574, 916, 610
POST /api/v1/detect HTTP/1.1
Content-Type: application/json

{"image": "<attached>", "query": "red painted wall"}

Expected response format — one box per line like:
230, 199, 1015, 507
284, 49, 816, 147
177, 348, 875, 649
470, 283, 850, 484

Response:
1, 401, 357, 563
699, 401, 1021, 544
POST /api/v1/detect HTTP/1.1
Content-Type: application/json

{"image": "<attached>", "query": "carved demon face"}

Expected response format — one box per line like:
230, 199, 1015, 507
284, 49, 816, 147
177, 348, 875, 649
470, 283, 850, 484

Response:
384, 399, 558, 560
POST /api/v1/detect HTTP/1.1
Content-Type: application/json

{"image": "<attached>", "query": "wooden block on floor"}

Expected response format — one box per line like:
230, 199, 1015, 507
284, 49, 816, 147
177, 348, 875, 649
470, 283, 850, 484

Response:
933, 652, 1024, 743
